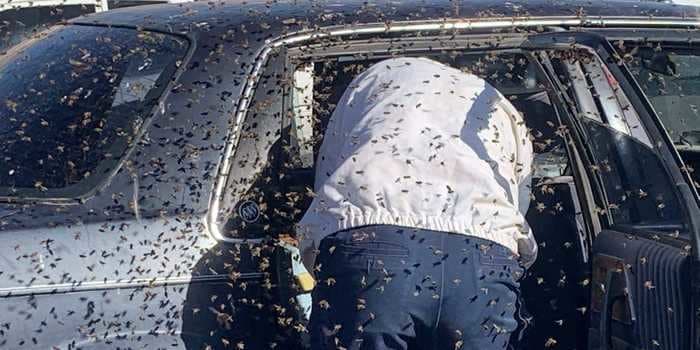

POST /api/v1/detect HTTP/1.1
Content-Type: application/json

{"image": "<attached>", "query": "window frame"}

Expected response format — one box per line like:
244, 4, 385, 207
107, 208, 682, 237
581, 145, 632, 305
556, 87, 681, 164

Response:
208, 23, 700, 245
209, 29, 601, 249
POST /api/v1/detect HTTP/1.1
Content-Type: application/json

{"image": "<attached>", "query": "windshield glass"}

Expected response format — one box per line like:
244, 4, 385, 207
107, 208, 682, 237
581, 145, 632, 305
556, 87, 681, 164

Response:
0, 25, 187, 198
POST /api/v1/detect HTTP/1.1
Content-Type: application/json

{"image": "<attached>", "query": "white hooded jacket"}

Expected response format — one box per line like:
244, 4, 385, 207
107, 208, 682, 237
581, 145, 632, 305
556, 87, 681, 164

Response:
297, 57, 537, 269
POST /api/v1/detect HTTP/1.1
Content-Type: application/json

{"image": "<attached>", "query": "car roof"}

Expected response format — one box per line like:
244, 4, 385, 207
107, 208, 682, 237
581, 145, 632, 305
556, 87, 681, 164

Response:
71, 0, 700, 37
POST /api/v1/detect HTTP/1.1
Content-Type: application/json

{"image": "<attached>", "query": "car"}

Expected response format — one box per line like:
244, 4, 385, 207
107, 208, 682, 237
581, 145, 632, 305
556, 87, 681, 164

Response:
0, 0, 699, 349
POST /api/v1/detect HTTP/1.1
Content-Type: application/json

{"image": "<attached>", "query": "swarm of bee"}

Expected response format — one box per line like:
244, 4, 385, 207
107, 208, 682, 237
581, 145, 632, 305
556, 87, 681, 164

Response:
0, 2, 690, 350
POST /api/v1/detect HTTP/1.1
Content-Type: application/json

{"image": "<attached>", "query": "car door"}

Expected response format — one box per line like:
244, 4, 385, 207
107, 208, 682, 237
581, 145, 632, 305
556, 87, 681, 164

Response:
531, 31, 700, 350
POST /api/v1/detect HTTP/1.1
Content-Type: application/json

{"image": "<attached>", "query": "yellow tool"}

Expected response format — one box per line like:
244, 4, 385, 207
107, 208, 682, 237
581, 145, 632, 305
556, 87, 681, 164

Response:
295, 271, 316, 292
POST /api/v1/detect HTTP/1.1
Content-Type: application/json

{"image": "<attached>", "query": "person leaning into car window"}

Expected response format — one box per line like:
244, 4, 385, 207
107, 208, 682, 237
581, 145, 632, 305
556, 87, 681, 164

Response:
297, 56, 536, 350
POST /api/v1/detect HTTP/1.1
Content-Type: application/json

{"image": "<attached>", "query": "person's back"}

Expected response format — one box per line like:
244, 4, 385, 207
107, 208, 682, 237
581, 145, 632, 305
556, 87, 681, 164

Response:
299, 57, 535, 350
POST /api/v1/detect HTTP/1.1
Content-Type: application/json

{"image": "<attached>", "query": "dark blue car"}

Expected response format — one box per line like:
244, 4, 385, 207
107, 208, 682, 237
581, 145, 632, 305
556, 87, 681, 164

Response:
0, 0, 699, 349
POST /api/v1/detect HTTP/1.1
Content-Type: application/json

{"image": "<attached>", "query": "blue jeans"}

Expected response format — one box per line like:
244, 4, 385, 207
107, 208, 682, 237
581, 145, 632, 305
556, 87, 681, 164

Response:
309, 225, 525, 350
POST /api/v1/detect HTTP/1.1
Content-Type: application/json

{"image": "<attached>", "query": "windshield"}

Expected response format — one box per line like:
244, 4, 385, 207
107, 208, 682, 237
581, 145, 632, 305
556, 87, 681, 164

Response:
0, 25, 187, 198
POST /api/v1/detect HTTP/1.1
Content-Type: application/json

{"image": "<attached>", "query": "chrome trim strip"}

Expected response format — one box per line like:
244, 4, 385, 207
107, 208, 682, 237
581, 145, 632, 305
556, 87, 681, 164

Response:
207, 45, 273, 242
208, 16, 700, 243
0, 273, 264, 297
270, 17, 700, 48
